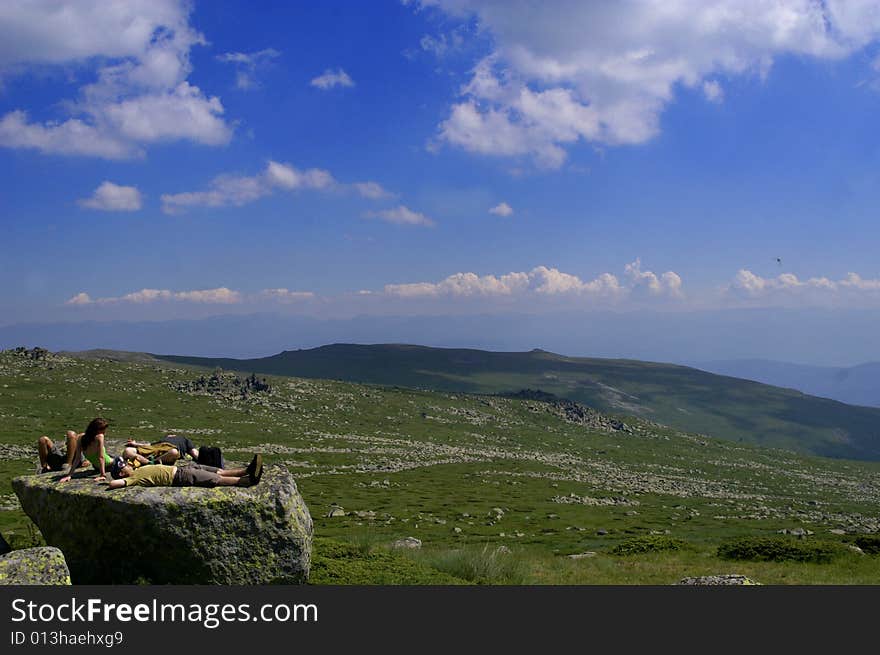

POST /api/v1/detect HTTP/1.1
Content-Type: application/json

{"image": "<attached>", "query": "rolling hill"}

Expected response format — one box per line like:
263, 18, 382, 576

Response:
151, 344, 880, 461
694, 359, 880, 409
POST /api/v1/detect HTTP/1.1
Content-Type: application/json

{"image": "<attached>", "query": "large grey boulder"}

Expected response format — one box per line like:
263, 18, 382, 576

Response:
0, 547, 71, 585
12, 465, 312, 585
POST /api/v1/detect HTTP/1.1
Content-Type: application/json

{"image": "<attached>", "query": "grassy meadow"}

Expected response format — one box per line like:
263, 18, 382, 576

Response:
2, 348, 880, 585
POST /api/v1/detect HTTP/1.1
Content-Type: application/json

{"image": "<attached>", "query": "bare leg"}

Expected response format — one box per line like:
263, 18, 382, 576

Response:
123, 446, 150, 464
37, 436, 53, 470
65, 432, 87, 468
218, 466, 247, 477
159, 448, 179, 464
216, 476, 245, 486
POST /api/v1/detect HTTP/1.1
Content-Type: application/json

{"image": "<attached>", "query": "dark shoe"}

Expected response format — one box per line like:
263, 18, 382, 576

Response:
246, 454, 262, 478
235, 474, 254, 487
253, 459, 264, 485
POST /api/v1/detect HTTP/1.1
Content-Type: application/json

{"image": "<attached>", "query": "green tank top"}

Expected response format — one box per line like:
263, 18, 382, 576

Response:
85, 448, 112, 469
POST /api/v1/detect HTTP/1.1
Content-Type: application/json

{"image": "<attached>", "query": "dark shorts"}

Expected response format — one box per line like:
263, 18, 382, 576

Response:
158, 435, 196, 457
172, 464, 222, 487
45, 445, 84, 472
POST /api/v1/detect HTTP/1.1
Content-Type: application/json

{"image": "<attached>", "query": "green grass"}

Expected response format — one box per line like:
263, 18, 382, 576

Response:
3, 347, 880, 585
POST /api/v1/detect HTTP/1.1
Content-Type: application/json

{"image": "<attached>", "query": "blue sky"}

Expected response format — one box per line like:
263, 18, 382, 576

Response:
4, 1, 880, 362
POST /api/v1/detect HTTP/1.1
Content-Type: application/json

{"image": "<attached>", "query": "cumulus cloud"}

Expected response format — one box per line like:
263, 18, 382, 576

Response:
216, 48, 281, 90
0, 0, 231, 159
726, 269, 880, 304
66, 286, 323, 308
310, 68, 354, 90
161, 160, 336, 214
354, 181, 394, 199
78, 181, 143, 211
384, 260, 680, 302
66, 287, 242, 306
421, 0, 880, 167
489, 202, 513, 217
625, 258, 684, 299
364, 205, 436, 227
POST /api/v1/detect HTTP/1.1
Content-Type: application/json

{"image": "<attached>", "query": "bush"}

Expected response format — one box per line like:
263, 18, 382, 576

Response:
717, 536, 847, 563
420, 544, 528, 584
852, 534, 880, 555
611, 535, 689, 556
309, 537, 465, 585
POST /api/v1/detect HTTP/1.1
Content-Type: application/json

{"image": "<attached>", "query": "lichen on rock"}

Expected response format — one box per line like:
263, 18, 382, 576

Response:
0, 547, 71, 585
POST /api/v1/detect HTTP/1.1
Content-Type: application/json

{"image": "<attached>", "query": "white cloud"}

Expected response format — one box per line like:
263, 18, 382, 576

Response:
0, 110, 132, 159
99, 82, 230, 146
310, 68, 354, 90
727, 269, 880, 304
364, 205, 436, 227
489, 202, 513, 216
161, 160, 336, 213
0, 0, 232, 159
422, 0, 880, 167
384, 261, 679, 302
354, 181, 394, 199
66, 287, 242, 306
64, 293, 93, 306
258, 289, 316, 303
216, 48, 281, 90
702, 80, 724, 103
625, 258, 684, 299
78, 181, 143, 211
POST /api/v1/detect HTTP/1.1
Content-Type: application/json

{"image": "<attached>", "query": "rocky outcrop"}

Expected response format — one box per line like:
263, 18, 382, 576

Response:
12, 465, 312, 585
499, 389, 631, 432
0, 547, 71, 585
676, 574, 761, 585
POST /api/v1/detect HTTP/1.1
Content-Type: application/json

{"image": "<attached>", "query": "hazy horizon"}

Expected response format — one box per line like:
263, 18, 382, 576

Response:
3, 306, 879, 369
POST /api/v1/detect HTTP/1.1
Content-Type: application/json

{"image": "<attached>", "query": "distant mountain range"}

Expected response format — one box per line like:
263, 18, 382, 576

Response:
136, 343, 880, 461
693, 360, 880, 408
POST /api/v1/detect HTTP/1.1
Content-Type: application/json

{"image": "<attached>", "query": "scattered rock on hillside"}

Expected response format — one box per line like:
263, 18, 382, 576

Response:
0, 547, 71, 585
392, 537, 422, 549
326, 504, 346, 517
676, 574, 761, 585
8, 346, 50, 361
172, 371, 273, 403
498, 389, 631, 432
567, 552, 597, 559
13, 465, 312, 585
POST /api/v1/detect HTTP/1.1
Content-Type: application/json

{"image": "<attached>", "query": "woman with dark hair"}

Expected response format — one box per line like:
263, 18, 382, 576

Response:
59, 417, 113, 483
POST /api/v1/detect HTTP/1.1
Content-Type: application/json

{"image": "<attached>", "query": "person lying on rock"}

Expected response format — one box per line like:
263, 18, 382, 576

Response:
37, 430, 89, 474
59, 417, 114, 483
156, 434, 199, 461
121, 440, 181, 467
107, 454, 263, 489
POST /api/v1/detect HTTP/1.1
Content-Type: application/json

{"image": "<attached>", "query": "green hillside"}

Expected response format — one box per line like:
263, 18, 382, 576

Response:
156, 344, 880, 461
4, 347, 880, 585
6, 347, 880, 584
